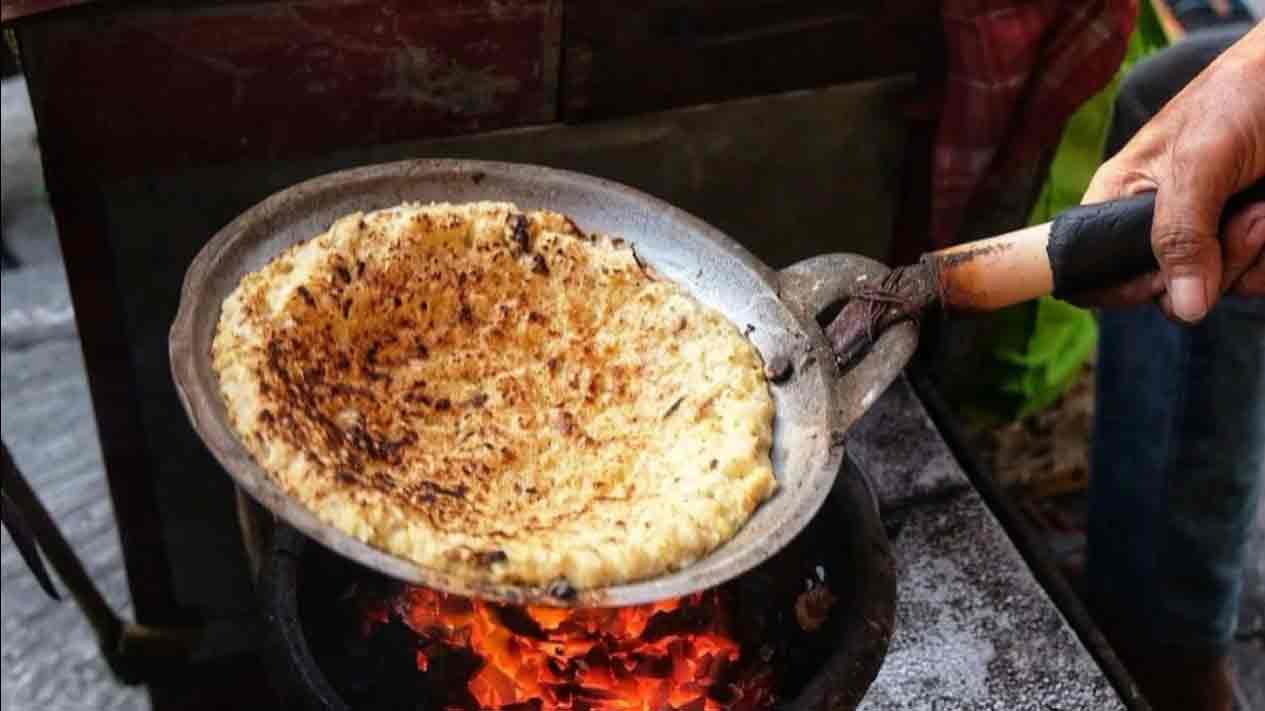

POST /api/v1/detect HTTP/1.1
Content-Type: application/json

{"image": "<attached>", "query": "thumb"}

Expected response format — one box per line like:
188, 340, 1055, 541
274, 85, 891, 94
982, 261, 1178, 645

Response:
1151, 174, 1229, 323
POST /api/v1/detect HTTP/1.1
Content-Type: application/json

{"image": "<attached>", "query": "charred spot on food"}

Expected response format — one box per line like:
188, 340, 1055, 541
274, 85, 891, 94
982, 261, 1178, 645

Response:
356, 260, 366, 277
663, 396, 686, 419
296, 285, 317, 308
341, 299, 353, 319
434, 397, 452, 411
426, 480, 469, 499
532, 253, 550, 275
527, 311, 546, 325
265, 341, 288, 379
259, 409, 275, 425
334, 470, 358, 484
764, 355, 793, 383
457, 303, 475, 324
710, 459, 718, 470
509, 214, 531, 253
674, 317, 689, 334
378, 432, 418, 461
330, 383, 373, 399
472, 549, 508, 567
365, 342, 380, 366
555, 410, 576, 435
334, 264, 352, 284
561, 216, 588, 240
467, 392, 488, 408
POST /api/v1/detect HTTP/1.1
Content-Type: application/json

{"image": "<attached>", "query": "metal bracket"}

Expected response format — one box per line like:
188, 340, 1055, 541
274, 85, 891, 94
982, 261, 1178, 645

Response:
0, 441, 256, 684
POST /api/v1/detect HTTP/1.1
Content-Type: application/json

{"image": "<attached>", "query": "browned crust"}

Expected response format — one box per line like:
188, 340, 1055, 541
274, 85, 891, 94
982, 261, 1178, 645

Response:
212, 202, 776, 588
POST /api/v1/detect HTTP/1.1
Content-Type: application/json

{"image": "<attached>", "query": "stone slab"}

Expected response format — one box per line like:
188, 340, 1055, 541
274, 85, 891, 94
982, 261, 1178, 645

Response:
2, 338, 149, 711
859, 489, 1125, 711
847, 375, 971, 511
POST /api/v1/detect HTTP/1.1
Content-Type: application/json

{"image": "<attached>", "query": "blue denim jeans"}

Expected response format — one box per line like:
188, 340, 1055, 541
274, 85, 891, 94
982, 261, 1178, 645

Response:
1089, 296, 1265, 652
1086, 25, 1265, 653
1168, 1, 1255, 32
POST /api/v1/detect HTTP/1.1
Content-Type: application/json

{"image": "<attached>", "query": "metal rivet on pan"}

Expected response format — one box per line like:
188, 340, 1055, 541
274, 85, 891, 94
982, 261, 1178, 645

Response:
764, 355, 793, 383
547, 578, 576, 600
829, 430, 848, 449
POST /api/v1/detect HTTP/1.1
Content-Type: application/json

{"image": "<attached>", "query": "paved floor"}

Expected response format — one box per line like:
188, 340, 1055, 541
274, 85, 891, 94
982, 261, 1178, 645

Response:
2, 76, 149, 711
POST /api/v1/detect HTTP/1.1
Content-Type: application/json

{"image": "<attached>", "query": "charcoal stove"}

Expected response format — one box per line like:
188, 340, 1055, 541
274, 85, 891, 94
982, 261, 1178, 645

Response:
254, 453, 894, 711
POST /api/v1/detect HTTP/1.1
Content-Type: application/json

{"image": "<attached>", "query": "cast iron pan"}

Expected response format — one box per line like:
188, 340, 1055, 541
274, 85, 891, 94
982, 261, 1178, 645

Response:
170, 159, 916, 608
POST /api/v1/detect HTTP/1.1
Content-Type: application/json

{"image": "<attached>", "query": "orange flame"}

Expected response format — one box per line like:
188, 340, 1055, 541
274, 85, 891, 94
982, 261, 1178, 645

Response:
372, 587, 773, 711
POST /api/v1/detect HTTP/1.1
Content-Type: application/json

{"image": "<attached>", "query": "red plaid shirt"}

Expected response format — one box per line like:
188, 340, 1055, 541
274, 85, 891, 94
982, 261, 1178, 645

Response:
930, 0, 1138, 248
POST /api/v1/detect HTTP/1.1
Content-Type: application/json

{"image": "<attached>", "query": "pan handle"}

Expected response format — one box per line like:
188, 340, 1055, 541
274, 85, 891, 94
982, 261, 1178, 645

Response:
778, 253, 891, 322
777, 254, 919, 433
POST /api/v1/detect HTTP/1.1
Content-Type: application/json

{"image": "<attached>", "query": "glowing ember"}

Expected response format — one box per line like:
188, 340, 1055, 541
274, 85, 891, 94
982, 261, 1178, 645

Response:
362, 587, 774, 711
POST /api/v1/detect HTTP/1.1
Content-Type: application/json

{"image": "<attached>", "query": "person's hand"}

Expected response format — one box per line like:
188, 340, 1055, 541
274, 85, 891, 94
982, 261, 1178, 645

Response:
1080, 23, 1265, 323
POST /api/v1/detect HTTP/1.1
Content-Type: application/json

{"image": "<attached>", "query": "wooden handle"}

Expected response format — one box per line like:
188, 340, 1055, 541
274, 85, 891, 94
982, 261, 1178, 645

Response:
924, 223, 1054, 311
926, 179, 1265, 311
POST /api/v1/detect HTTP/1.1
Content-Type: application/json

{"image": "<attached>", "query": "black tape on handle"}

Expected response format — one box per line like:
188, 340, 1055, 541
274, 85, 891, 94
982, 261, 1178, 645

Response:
1048, 193, 1158, 299
1048, 180, 1265, 299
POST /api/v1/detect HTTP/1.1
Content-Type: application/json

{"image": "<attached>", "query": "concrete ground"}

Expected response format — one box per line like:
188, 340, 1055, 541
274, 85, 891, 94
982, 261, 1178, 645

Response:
2, 76, 149, 711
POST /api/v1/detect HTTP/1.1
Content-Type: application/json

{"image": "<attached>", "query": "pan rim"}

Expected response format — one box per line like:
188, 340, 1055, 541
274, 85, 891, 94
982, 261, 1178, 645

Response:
169, 158, 846, 607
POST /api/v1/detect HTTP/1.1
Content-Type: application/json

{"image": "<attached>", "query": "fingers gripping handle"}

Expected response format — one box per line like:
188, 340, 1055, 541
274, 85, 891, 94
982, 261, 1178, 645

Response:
1049, 179, 1265, 299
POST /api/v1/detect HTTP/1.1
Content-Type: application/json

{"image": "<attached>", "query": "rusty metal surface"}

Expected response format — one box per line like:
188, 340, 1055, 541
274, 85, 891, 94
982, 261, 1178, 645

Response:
1, 0, 94, 24
169, 159, 917, 608
561, 1, 938, 121
17, 1, 559, 179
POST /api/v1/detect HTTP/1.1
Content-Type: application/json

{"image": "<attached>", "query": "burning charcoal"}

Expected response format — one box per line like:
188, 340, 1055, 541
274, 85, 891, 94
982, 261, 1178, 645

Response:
313, 547, 782, 711
679, 697, 707, 711
502, 702, 543, 711
490, 605, 547, 638
709, 683, 739, 706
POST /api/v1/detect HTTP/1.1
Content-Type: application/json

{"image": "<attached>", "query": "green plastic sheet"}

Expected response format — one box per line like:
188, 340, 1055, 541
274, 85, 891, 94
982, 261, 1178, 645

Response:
962, 2, 1169, 425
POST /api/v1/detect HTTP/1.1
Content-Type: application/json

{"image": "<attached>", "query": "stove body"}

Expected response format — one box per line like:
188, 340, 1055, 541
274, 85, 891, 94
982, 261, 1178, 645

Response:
257, 454, 894, 711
